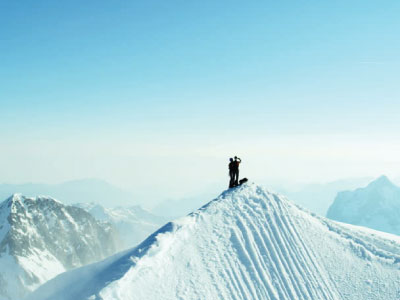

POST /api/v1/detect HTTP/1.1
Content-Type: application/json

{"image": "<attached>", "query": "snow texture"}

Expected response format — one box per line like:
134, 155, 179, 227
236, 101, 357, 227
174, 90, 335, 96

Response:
327, 175, 400, 236
28, 184, 400, 300
0, 194, 120, 300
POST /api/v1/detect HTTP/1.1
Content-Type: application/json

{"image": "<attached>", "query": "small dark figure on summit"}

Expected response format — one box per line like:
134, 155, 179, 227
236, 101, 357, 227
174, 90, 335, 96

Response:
228, 158, 235, 188
228, 156, 242, 188
233, 156, 241, 186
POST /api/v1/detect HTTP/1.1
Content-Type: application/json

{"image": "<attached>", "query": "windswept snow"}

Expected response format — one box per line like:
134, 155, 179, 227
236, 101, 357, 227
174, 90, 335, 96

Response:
28, 184, 400, 300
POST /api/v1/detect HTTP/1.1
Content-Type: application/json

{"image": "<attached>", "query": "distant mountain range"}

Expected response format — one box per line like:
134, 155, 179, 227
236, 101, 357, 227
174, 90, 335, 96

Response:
152, 195, 211, 219
327, 175, 400, 236
0, 179, 135, 208
277, 177, 373, 216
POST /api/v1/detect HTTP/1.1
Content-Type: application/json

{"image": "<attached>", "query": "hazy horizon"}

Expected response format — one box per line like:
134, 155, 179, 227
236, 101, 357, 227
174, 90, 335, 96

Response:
1, 175, 399, 210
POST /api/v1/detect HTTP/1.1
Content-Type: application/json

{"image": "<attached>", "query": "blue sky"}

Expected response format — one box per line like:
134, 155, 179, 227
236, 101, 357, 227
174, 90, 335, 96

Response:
1, 1, 400, 204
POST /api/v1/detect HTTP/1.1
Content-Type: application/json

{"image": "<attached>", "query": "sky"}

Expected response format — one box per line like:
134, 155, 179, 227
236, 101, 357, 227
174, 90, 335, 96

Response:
1, 1, 400, 205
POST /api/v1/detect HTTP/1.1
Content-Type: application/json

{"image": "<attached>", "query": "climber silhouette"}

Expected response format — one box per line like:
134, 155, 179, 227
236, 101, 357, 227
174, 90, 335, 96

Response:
228, 158, 235, 188
233, 156, 241, 186
228, 156, 242, 188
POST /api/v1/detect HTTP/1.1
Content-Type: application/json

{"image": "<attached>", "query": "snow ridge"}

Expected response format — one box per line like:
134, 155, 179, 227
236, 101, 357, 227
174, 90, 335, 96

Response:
28, 184, 400, 300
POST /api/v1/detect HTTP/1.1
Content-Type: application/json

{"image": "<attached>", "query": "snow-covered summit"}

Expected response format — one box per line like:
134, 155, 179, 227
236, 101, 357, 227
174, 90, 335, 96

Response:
28, 183, 400, 300
366, 175, 396, 189
327, 176, 400, 235
0, 194, 120, 300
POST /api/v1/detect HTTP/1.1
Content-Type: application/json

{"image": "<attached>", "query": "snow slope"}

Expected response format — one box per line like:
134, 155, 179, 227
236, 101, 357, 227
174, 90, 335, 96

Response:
28, 184, 400, 300
327, 176, 400, 235
0, 194, 120, 300
74, 203, 168, 248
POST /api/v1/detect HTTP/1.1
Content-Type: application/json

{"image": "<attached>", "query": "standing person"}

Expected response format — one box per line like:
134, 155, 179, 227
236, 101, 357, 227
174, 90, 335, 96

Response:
228, 158, 235, 188
233, 156, 241, 186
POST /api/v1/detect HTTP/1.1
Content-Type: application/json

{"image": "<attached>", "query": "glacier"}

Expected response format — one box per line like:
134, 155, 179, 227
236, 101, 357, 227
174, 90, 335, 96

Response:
28, 183, 400, 300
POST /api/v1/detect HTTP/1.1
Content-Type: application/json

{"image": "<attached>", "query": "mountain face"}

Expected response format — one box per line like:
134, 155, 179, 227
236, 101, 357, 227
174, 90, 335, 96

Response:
279, 177, 373, 216
0, 194, 120, 300
29, 184, 400, 300
74, 203, 168, 248
327, 176, 400, 235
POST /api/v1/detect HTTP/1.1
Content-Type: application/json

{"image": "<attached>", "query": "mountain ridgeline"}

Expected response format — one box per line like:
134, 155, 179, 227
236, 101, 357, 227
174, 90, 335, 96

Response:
0, 194, 121, 300
327, 176, 400, 235
0, 179, 135, 208
29, 184, 400, 300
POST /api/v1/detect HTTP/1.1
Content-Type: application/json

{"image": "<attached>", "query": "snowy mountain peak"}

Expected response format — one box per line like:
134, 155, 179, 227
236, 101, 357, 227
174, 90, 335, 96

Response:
327, 176, 400, 235
4, 193, 64, 211
4, 193, 23, 206
366, 175, 396, 189
0, 194, 120, 300
8, 192, 22, 201
29, 183, 400, 300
